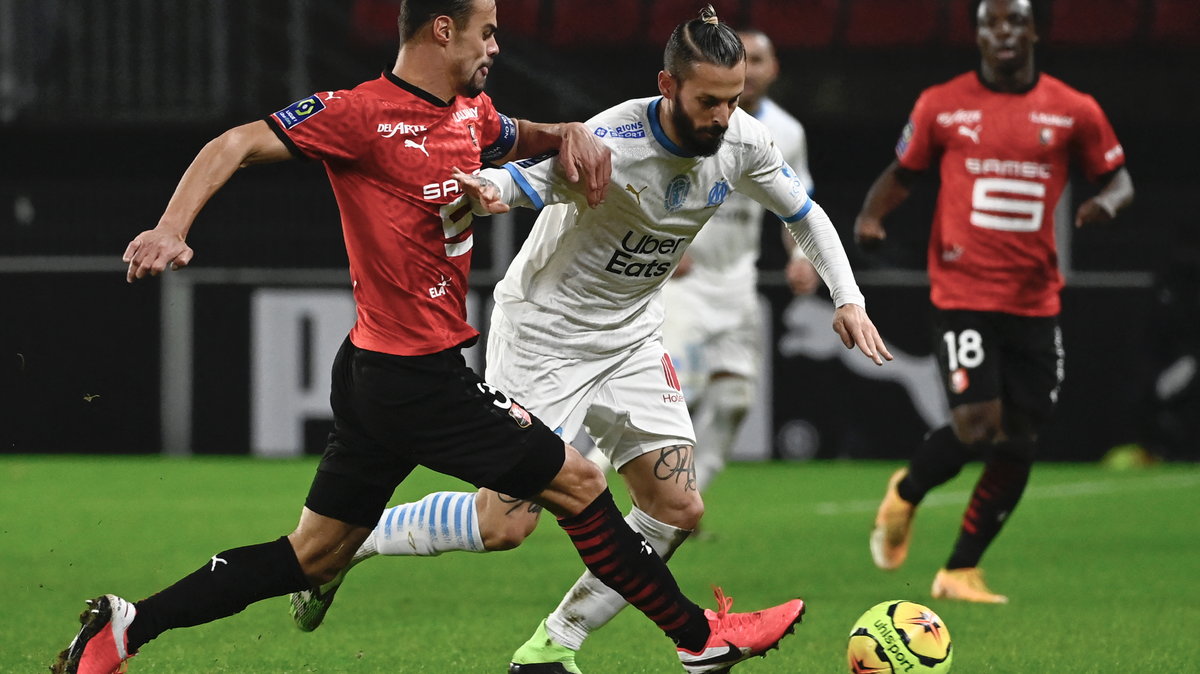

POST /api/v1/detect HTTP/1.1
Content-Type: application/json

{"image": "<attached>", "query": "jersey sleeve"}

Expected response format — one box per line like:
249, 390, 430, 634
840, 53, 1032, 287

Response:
732, 138, 812, 224
789, 122, 814, 196
267, 91, 366, 162
1072, 94, 1125, 181
894, 90, 937, 172
478, 153, 585, 211
477, 95, 518, 164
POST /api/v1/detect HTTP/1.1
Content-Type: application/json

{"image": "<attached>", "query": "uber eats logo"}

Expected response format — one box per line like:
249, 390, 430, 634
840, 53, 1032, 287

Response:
605, 230, 686, 278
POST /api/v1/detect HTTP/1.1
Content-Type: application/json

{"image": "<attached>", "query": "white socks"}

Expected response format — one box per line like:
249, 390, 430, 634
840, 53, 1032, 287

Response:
693, 376, 753, 492
545, 507, 691, 651
359, 491, 484, 559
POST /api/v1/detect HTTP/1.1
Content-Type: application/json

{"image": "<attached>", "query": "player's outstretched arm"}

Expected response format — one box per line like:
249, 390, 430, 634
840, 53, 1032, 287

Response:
451, 167, 511, 215
1075, 166, 1134, 228
503, 120, 611, 208
124, 120, 292, 283
853, 159, 919, 250
832, 303, 893, 367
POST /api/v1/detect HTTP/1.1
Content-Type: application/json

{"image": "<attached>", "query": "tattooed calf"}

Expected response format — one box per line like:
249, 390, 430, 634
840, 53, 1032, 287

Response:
497, 492, 544, 516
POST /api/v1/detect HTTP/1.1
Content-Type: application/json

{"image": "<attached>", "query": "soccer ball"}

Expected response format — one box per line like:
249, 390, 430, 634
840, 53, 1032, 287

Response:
847, 600, 953, 673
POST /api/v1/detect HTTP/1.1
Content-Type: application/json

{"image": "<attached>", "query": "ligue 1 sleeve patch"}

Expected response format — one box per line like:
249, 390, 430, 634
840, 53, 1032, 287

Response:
895, 118, 915, 157
274, 95, 327, 130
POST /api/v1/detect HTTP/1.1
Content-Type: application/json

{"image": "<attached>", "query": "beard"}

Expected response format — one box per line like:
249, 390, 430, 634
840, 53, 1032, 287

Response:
671, 93, 727, 156
465, 71, 487, 97
462, 60, 492, 98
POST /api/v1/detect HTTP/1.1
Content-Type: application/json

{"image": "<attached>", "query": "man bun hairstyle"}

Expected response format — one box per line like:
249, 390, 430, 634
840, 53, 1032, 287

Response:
664, 4, 746, 79
398, 0, 476, 42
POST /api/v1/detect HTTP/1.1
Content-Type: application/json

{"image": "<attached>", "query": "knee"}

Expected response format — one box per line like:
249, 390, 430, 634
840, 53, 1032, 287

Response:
289, 535, 350, 586
567, 455, 609, 500
708, 375, 752, 421
952, 411, 1004, 447
640, 492, 705, 531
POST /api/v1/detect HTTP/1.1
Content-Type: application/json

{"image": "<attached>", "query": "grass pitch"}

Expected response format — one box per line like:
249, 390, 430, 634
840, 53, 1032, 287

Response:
4, 456, 1197, 672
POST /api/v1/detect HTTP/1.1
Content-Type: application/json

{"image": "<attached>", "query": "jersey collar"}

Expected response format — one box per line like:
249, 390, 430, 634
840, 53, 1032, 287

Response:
384, 71, 453, 108
648, 97, 695, 158
974, 68, 1041, 95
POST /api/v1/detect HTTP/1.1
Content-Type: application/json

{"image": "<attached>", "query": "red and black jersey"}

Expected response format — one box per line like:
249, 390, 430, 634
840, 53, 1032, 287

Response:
268, 72, 516, 355
896, 71, 1125, 316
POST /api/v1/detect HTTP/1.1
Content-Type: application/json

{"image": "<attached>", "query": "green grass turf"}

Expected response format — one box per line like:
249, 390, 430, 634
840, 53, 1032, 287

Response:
4, 456, 1198, 672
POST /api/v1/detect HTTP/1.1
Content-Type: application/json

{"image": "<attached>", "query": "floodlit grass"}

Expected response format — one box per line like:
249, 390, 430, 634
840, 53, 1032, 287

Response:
4, 456, 1197, 672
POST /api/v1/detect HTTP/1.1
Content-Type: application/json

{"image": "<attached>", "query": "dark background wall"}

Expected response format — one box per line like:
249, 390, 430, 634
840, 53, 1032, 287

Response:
2, 0, 1197, 459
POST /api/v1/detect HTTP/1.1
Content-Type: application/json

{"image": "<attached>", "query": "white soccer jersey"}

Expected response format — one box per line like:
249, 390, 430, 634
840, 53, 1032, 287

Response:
679, 97, 812, 301
482, 96, 862, 360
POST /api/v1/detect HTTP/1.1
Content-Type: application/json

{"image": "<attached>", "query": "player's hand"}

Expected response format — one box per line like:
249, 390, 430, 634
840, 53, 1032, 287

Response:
122, 228, 193, 283
854, 216, 887, 250
451, 167, 511, 215
557, 122, 611, 208
786, 257, 821, 296
1074, 198, 1115, 228
832, 303, 893, 366
672, 252, 694, 278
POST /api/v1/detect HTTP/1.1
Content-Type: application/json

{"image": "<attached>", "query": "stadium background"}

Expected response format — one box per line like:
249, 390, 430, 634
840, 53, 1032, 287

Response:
1, 0, 1196, 462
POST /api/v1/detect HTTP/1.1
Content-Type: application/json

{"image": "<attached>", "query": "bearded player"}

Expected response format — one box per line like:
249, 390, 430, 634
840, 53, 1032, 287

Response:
289, 7, 890, 673
658, 27, 818, 494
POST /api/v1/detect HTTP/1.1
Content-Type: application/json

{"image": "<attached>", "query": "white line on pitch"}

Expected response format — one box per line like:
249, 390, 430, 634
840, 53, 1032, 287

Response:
813, 472, 1200, 516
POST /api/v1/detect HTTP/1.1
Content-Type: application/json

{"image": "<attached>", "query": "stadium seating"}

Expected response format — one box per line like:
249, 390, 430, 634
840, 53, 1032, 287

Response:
548, 0, 641, 47
351, 0, 401, 46
499, 0, 542, 38
945, 0, 978, 48
1149, 0, 1200, 45
345, 0, 1200, 51
1048, 0, 1142, 45
746, 0, 839, 49
843, 0, 940, 48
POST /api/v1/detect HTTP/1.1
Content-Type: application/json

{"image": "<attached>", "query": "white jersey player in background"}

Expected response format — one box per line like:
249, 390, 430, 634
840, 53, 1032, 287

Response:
659, 28, 819, 493
289, 8, 892, 673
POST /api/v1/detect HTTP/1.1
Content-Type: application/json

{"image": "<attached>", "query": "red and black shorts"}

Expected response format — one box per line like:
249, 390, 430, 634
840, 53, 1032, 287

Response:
932, 309, 1064, 426
305, 336, 565, 528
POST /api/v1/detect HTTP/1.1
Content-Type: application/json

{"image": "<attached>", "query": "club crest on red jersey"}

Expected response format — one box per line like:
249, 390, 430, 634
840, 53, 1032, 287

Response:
950, 367, 970, 394
896, 119, 915, 156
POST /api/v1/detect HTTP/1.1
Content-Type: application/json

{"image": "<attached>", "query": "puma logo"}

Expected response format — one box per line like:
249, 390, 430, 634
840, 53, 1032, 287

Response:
958, 125, 981, 144
685, 643, 744, 667
405, 136, 430, 157
210, 555, 227, 571
625, 183, 648, 205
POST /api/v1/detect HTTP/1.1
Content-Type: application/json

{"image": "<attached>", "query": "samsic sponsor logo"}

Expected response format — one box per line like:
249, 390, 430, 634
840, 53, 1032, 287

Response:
965, 157, 1052, 179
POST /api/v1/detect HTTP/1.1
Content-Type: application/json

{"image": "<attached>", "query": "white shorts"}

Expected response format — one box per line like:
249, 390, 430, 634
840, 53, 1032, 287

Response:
660, 279, 762, 400
486, 328, 695, 471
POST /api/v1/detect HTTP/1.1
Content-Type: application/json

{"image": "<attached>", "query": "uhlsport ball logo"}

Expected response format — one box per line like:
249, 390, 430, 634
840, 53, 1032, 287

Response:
847, 600, 952, 673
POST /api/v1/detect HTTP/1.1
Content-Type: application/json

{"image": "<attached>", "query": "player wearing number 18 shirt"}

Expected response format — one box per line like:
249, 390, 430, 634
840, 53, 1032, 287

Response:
855, 0, 1133, 603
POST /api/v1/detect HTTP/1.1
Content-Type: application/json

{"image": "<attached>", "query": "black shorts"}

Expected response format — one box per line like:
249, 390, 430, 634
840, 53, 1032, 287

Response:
304, 337, 566, 528
932, 309, 1064, 425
